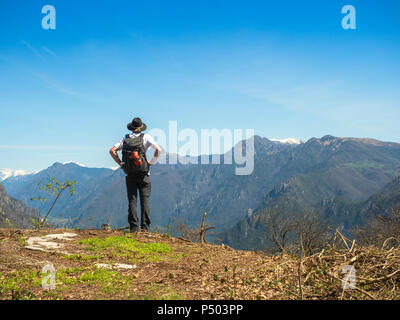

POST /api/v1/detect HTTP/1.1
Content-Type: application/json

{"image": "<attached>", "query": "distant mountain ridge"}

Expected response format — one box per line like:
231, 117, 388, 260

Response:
0, 168, 31, 182
218, 135, 400, 249
219, 175, 400, 250
3, 135, 400, 250
2, 136, 296, 230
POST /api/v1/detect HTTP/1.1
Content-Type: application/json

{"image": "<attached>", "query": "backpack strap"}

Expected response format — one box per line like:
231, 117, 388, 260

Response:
139, 133, 147, 160
122, 133, 146, 156
125, 133, 143, 139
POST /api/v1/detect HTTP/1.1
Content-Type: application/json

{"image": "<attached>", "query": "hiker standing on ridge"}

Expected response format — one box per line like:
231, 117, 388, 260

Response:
109, 117, 162, 233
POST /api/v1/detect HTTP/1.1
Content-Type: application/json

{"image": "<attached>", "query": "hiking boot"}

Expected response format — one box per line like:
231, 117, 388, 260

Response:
130, 227, 140, 233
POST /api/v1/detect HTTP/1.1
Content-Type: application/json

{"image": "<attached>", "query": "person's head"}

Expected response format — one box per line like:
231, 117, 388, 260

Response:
127, 117, 147, 133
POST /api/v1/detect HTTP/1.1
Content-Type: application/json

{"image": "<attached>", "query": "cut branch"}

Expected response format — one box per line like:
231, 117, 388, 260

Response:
199, 212, 216, 244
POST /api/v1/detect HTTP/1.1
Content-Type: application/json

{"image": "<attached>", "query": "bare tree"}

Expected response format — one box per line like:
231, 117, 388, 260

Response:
260, 207, 331, 256
173, 213, 216, 243
296, 211, 332, 256
173, 218, 199, 241
355, 208, 400, 248
260, 209, 296, 254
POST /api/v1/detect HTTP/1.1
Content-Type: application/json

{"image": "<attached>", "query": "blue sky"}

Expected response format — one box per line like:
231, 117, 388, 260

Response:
0, 0, 399, 171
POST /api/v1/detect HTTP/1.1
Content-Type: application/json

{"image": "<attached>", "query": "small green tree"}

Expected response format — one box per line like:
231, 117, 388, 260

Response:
30, 178, 77, 228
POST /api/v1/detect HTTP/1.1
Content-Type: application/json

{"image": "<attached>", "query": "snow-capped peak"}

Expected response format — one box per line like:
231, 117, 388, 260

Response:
270, 138, 302, 145
0, 168, 31, 181
62, 161, 86, 167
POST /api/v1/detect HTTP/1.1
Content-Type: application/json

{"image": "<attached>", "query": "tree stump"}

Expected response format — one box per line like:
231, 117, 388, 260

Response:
199, 212, 216, 244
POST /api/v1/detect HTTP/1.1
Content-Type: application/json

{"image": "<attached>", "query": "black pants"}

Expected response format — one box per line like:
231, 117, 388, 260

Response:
126, 174, 151, 231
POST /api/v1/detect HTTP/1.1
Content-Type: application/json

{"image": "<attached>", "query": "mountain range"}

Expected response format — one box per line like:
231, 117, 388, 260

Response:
219, 174, 400, 250
0, 182, 39, 228
2, 135, 400, 249
2, 136, 298, 231
0, 168, 30, 182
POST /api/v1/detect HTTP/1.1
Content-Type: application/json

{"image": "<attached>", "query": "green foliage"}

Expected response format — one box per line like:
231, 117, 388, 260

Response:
29, 217, 43, 229
344, 161, 382, 170
17, 236, 28, 246
78, 235, 179, 263
0, 270, 41, 299
33, 178, 77, 198
79, 268, 120, 283
30, 178, 77, 228
138, 284, 183, 300
55, 266, 132, 296
62, 254, 101, 261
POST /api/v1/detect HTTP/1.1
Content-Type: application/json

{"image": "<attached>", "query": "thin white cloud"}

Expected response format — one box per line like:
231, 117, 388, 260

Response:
213, 76, 400, 136
0, 145, 104, 151
34, 72, 80, 97
30, 71, 103, 103
42, 46, 60, 60
21, 40, 46, 61
19, 41, 87, 99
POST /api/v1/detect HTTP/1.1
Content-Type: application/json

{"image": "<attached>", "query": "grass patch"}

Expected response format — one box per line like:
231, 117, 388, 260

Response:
70, 266, 131, 297
80, 268, 120, 283
17, 236, 28, 246
0, 265, 134, 300
62, 253, 101, 261
0, 270, 41, 300
138, 284, 184, 300
77, 235, 178, 263
344, 161, 382, 170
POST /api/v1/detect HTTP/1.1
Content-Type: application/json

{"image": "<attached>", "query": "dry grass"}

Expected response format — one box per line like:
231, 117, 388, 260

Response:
296, 231, 400, 300
0, 228, 399, 300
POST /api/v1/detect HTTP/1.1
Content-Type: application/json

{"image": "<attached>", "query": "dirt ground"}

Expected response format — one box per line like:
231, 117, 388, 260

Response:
0, 228, 302, 300
1, 228, 398, 300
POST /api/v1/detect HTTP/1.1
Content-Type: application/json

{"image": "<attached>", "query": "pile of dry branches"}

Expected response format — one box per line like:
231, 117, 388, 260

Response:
297, 231, 400, 300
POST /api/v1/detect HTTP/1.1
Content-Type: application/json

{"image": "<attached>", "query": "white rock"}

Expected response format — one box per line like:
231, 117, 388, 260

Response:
43, 232, 78, 240
95, 263, 113, 269
95, 263, 137, 270
114, 263, 137, 269
25, 232, 78, 253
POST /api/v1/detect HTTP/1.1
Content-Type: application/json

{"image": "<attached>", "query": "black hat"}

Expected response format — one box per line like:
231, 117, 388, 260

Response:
127, 117, 147, 132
